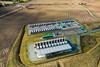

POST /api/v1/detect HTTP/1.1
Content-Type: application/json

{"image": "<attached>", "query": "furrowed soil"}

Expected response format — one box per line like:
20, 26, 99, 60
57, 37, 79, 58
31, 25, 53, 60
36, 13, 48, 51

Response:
0, 0, 100, 67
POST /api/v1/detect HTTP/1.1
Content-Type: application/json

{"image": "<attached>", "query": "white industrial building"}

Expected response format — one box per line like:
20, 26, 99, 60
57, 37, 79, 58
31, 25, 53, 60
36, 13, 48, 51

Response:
33, 38, 72, 58
27, 20, 84, 35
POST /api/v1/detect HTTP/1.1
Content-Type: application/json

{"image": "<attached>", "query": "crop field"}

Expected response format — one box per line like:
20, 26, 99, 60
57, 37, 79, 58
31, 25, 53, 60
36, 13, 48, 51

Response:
21, 4, 98, 23
0, 0, 100, 67
0, 48, 9, 67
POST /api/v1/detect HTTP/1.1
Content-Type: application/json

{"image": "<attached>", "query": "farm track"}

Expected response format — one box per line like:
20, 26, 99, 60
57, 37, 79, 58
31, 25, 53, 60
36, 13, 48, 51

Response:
79, 5, 100, 20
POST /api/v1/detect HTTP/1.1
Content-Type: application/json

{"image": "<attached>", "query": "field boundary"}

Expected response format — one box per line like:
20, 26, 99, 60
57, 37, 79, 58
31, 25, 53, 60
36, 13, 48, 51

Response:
6, 25, 25, 67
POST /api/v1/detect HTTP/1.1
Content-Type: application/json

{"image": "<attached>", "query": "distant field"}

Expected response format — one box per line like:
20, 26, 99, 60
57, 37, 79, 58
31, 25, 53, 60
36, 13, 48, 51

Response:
0, 0, 100, 67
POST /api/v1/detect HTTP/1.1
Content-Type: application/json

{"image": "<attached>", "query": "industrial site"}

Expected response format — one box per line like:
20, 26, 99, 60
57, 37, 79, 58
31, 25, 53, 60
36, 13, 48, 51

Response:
0, 0, 100, 67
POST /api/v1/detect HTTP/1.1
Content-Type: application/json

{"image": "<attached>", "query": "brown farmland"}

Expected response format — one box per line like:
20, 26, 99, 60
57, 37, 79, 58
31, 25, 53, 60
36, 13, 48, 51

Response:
0, 0, 100, 67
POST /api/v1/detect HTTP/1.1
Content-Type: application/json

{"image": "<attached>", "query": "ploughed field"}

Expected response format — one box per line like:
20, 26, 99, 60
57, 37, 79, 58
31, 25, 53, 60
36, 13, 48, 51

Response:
0, 0, 100, 67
